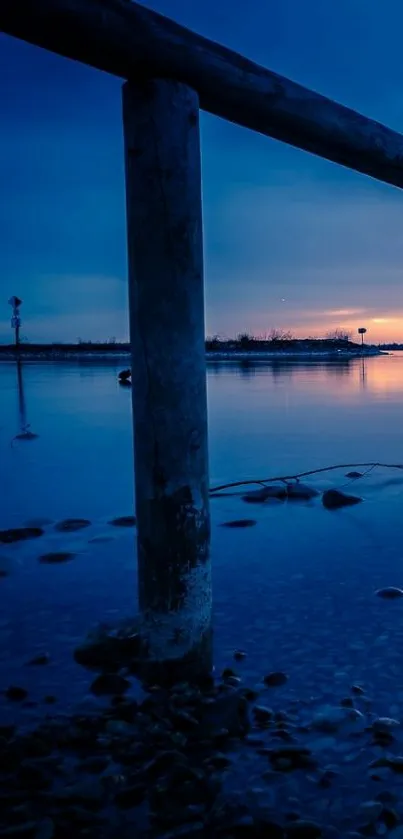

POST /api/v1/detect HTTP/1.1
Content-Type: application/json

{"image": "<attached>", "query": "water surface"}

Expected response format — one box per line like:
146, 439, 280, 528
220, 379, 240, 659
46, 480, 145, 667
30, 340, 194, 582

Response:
1, 353, 403, 725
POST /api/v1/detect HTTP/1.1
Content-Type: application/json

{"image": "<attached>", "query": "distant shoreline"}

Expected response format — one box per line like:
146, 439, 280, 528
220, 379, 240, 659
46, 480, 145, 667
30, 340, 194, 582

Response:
0, 346, 387, 362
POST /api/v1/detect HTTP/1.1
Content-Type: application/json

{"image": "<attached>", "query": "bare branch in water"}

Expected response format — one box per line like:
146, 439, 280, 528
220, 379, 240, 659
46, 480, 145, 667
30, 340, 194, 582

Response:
209, 462, 403, 495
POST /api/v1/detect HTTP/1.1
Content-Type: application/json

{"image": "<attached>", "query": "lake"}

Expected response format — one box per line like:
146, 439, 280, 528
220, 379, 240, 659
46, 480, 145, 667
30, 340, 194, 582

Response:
1, 353, 403, 724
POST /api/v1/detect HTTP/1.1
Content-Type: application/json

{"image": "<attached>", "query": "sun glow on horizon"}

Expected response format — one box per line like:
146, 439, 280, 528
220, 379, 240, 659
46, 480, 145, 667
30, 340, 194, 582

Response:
240, 309, 403, 345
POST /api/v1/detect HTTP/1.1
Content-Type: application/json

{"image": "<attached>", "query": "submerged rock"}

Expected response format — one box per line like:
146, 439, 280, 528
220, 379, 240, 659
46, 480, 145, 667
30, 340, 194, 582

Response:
0, 823, 40, 837
115, 783, 147, 809
359, 801, 383, 822
39, 552, 75, 564
263, 672, 288, 688
0, 527, 43, 544
109, 516, 136, 527
376, 587, 403, 600
221, 519, 257, 528
234, 650, 247, 661
198, 690, 250, 738
5, 685, 28, 701
242, 486, 287, 503
269, 746, 316, 771
286, 483, 319, 500
253, 705, 273, 724
26, 653, 50, 666
372, 717, 400, 733
285, 820, 323, 837
370, 756, 403, 773
322, 489, 362, 510
311, 705, 364, 733
74, 623, 143, 669
90, 673, 130, 696
35, 819, 55, 839
225, 676, 242, 687
222, 667, 236, 678
345, 471, 363, 478
56, 778, 104, 807
15, 429, 39, 440
54, 519, 91, 532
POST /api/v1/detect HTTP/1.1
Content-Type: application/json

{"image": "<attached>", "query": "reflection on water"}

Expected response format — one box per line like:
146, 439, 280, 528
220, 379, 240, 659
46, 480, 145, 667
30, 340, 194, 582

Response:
16, 361, 27, 434
208, 351, 403, 395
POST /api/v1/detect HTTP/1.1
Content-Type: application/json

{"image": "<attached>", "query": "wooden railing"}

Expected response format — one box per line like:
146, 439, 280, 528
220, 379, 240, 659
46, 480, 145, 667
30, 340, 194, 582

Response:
2, 0, 403, 188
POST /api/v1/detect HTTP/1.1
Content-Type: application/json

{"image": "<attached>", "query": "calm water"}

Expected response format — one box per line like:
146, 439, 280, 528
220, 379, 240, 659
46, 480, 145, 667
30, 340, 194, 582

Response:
2, 353, 403, 725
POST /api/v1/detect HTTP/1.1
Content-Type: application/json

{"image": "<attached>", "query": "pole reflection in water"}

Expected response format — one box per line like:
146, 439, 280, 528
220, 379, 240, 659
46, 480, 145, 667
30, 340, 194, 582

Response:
360, 357, 367, 390
14, 360, 38, 441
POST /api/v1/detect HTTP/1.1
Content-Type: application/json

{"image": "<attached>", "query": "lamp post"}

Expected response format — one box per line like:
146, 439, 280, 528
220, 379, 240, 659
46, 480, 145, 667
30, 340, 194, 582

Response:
8, 296, 22, 351
358, 326, 367, 351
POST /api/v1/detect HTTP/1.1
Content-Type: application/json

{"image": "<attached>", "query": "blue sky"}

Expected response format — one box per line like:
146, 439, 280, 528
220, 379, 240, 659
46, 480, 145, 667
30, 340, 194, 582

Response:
1, 0, 403, 343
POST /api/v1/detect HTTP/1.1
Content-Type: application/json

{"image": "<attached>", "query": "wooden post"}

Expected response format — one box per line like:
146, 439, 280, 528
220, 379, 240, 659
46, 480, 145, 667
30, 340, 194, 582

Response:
122, 79, 212, 680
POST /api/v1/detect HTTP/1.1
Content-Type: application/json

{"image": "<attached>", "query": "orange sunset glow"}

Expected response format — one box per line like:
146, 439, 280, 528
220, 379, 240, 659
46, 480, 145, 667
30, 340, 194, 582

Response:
241, 310, 403, 345
290, 314, 403, 344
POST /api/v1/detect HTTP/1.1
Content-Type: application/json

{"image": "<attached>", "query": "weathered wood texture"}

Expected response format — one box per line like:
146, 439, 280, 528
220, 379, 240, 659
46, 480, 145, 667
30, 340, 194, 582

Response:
2, 0, 403, 188
123, 79, 211, 673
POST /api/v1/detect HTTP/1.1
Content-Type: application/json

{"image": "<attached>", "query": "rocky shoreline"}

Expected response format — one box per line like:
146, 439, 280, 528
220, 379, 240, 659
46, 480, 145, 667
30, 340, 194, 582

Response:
2, 656, 403, 839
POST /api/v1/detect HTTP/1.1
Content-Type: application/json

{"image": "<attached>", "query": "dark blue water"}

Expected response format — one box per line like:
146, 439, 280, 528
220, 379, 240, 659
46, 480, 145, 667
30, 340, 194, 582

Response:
1, 354, 403, 728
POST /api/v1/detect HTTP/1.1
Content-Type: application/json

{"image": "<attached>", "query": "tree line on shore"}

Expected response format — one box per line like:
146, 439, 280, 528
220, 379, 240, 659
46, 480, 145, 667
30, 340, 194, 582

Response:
0, 329, 396, 353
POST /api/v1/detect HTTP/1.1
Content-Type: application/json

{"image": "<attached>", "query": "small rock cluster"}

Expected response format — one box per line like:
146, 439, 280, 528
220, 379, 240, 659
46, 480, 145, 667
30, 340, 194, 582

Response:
2, 660, 403, 838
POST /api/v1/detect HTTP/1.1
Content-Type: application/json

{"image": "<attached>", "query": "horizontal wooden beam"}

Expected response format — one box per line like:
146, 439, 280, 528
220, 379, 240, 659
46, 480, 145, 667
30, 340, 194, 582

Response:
2, 0, 403, 188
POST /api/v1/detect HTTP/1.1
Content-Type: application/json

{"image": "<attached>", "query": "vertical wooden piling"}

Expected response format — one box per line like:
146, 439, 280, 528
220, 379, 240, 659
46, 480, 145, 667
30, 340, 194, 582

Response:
122, 79, 211, 679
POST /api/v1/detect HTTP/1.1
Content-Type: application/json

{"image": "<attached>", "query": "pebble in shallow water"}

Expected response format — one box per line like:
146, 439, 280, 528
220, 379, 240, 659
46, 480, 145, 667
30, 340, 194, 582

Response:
375, 587, 403, 599
108, 516, 137, 527
234, 650, 247, 661
370, 756, 403, 773
5, 685, 28, 701
26, 653, 50, 666
371, 717, 400, 733
221, 520, 257, 529
322, 489, 362, 510
54, 518, 91, 532
39, 552, 75, 564
0, 526, 43, 544
286, 483, 319, 500
90, 673, 130, 696
242, 486, 287, 503
264, 671, 288, 688
310, 706, 364, 733
252, 705, 273, 724
285, 820, 323, 837
351, 685, 365, 696
359, 800, 383, 822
